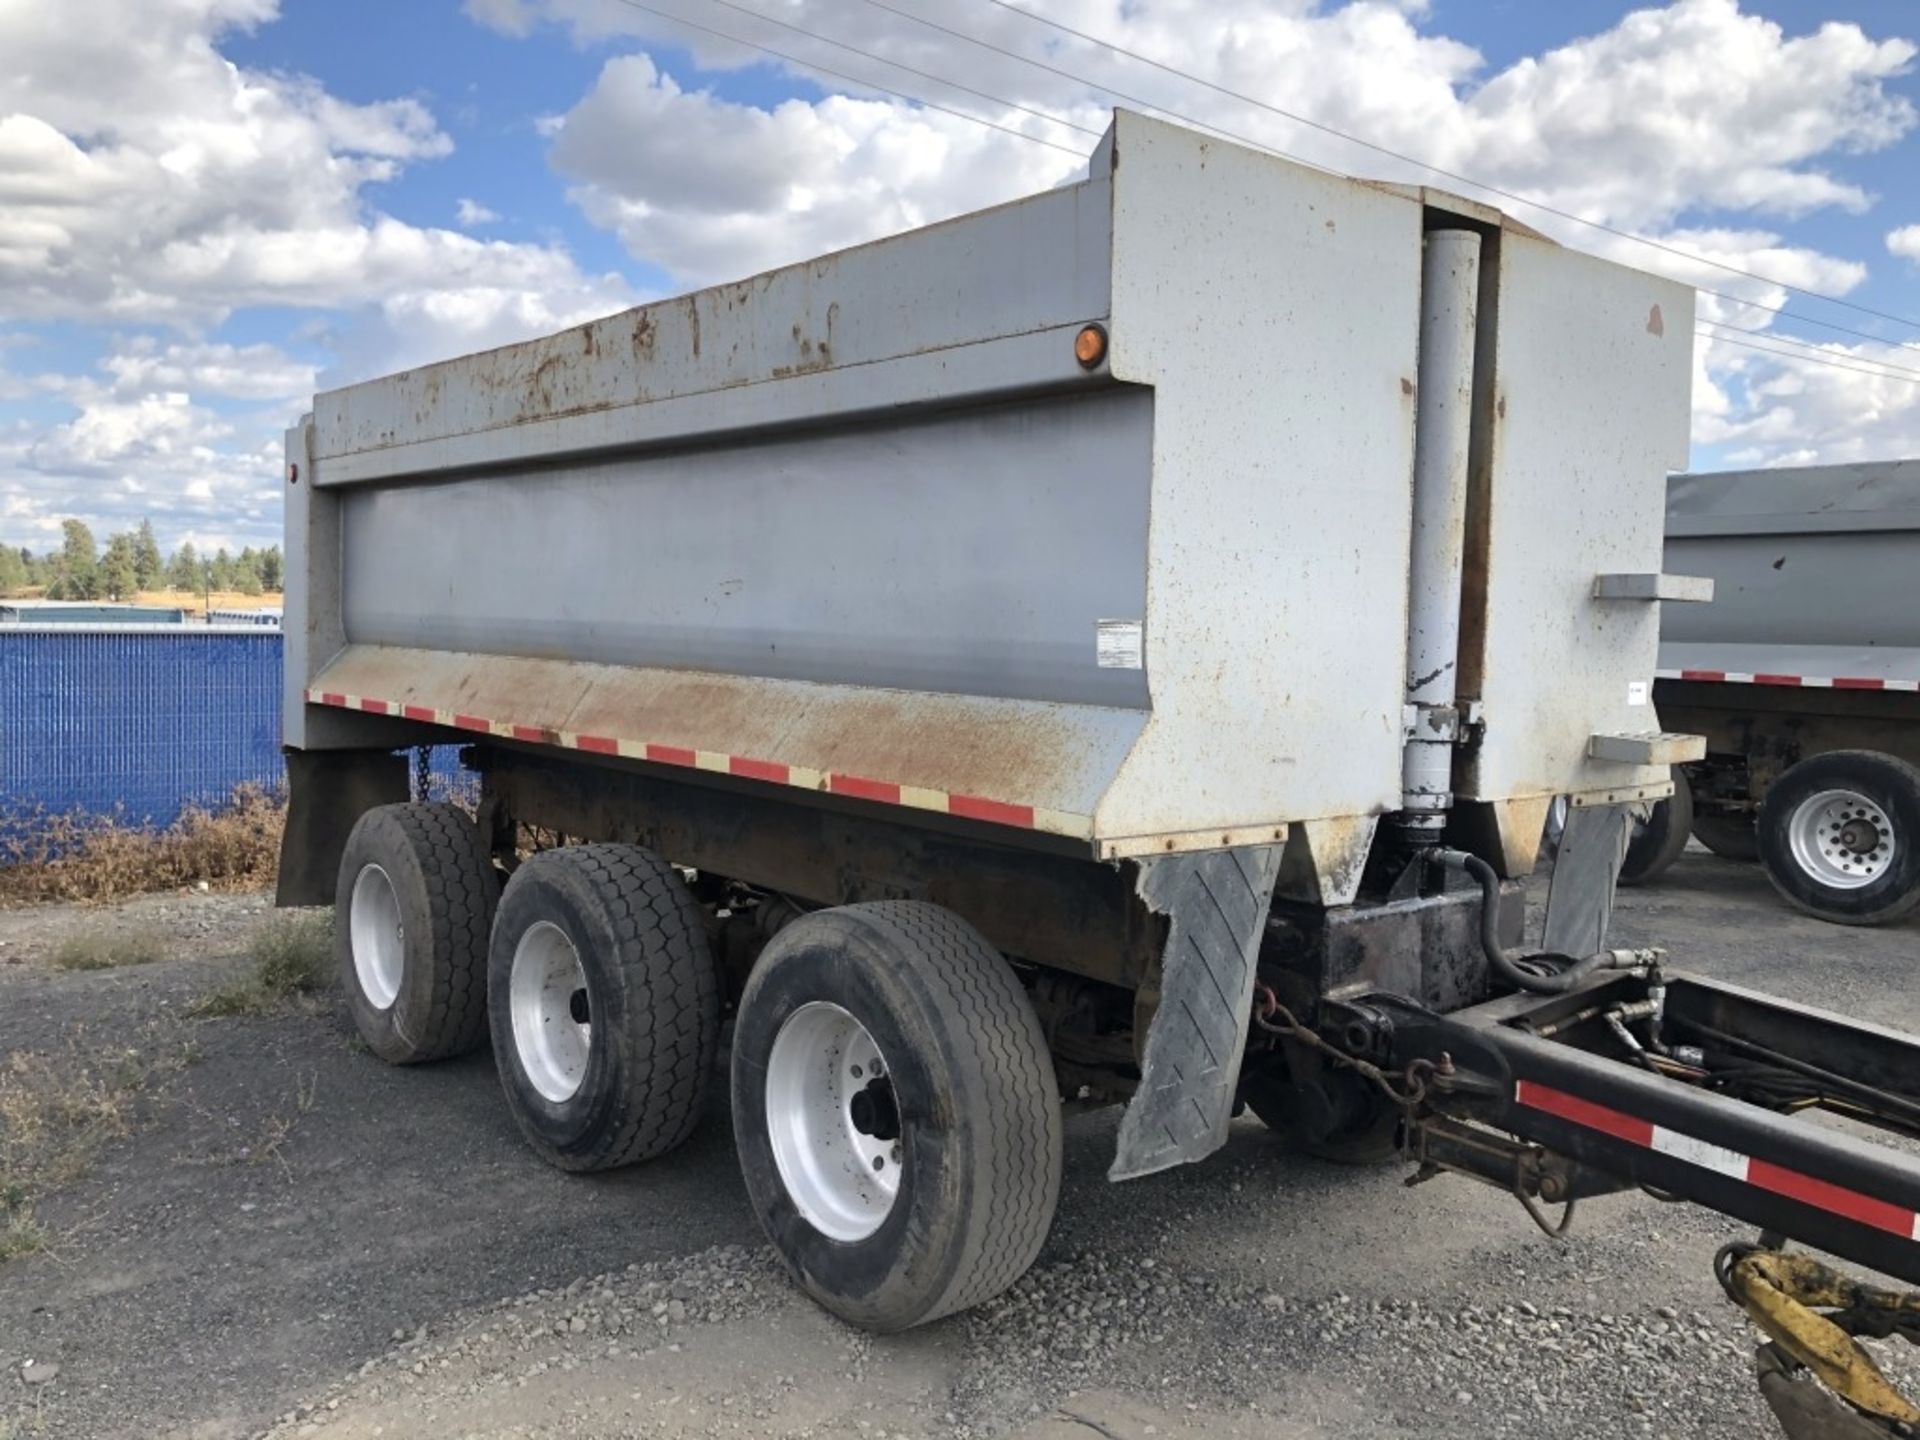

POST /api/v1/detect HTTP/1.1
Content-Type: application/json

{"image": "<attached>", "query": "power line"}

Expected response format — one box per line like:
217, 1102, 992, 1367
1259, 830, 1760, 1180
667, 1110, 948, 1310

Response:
598, 0, 1090, 156
973, 0, 1920, 337
1698, 286, 1920, 356
663, 0, 1103, 143
1697, 321, 1920, 383
604, 0, 1913, 393
844, 0, 1339, 175
1701, 329, 1920, 386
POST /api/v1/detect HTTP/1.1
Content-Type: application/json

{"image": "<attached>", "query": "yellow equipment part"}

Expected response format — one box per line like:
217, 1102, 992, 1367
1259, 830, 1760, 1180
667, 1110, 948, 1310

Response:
1722, 1247, 1920, 1433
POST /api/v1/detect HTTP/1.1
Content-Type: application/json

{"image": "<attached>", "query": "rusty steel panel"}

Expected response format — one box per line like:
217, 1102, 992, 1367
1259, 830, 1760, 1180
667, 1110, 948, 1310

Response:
288, 110, 1700, 857
310, 644, 1144, 840
1088, 113, 1424, 851
311, 177, 1113, 471
1455, 227, 1695, 806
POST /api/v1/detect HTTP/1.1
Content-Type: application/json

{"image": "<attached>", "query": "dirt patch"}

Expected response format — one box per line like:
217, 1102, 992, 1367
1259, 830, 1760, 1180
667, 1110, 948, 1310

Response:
0, 856, 1914, 1440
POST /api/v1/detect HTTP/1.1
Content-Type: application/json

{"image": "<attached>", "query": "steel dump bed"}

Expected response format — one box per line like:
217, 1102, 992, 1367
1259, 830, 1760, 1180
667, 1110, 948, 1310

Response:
287, 111, 1692, 870
1660, 459, 1920, 691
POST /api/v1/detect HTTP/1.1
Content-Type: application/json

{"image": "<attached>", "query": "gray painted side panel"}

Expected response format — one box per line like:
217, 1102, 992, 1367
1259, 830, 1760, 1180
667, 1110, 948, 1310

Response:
340, 390, 1153, 708
313, 177, 1114, 464
1666, 461, 1920, 538
1662, 532, 1920, 649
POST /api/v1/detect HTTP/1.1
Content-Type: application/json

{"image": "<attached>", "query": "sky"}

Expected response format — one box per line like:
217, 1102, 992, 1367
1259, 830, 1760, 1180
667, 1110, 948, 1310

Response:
2, 0, 1918, 557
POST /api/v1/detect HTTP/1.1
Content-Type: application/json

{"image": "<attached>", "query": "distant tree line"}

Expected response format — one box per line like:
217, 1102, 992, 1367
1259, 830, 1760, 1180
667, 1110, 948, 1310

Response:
0, 519, 283, 601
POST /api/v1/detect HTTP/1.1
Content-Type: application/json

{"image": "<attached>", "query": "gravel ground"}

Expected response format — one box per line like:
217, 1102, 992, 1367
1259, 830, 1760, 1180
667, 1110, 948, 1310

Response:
1, 850, 1916, 1440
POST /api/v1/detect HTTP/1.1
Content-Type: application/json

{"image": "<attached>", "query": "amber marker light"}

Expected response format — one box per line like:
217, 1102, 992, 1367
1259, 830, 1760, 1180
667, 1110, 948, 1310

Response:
1074, 323, 1108, 369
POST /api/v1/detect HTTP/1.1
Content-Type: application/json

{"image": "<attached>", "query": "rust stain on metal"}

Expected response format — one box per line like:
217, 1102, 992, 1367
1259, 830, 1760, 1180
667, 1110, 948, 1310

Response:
1497, 396, 1507, 420
1645, 303, 1664, 338
631, 311, 656, 362
1400, 377, 1414, 397
685, 296, 701, 359
313, 646, 1119, 817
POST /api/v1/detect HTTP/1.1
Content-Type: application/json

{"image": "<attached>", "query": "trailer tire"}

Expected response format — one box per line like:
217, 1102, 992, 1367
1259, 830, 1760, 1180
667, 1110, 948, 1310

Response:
488, 845, 719, 1172
1757, 751, 1920, 927
336, 803, 496, 1064
1691, 814, 1760, 863
1619, 770, 1693, 886
1243, 1060, 1401, 1164
732, 902, 1062, 1332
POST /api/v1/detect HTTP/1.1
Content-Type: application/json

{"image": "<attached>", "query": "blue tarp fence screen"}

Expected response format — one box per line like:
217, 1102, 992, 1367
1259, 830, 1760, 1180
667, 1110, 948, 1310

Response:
2, 628, 466, 835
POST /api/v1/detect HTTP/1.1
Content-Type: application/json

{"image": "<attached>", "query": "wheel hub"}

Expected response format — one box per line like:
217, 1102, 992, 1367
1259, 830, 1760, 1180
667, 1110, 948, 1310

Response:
1787, 789, 1896, 891
348, 863, 404, 1011
509, 921, 592, 1103
765, 1002, 903, 1241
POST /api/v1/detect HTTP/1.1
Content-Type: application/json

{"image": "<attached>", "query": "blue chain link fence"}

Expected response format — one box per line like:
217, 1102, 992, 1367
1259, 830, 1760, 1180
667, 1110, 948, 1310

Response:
1, 627, 470, 837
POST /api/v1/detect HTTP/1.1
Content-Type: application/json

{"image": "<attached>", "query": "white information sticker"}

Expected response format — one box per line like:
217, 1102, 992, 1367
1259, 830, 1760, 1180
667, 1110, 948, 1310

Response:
1096, 620, 1144, 670
1627, 680, 1650, 706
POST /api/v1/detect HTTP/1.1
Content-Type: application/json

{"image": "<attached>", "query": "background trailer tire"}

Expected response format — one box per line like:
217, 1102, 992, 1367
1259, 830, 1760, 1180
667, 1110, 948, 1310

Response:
488, 845, 720, 1172
731, 902, 1064, 1332
1757, 750, 1920, 927
336, 803, 497, 1064
1618, 768, 1694, 887
1690, 813, 1760, 863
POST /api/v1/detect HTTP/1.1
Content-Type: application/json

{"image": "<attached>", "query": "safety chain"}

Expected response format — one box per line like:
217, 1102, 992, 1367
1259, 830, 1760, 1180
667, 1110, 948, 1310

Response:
414, 744, 433, 804
1250, 982, 1436, 1116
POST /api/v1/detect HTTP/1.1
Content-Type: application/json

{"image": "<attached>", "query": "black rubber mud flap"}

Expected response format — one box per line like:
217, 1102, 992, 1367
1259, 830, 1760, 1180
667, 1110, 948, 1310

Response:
1109, 843, 1284, 1182
277, 747, 408, 908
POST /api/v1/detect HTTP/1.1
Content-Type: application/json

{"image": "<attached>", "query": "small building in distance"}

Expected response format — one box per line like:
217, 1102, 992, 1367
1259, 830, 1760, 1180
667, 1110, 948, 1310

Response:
0, 599, 190, 625
206, 607, 283, 627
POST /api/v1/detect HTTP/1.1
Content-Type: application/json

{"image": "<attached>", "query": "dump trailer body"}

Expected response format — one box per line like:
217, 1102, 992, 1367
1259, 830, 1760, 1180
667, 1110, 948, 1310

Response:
286, 111, 1692, 889
1652, 461, 1920, 922
1659, 459, 1920, 695
281, 116, 1920, 1383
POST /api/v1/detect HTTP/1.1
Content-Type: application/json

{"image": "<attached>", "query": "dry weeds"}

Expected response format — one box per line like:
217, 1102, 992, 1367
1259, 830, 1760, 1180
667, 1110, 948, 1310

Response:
0, 1022, 199, 1264
188, 909, 334, 1018
50, 927, 168, 972
0, 784, 284, 907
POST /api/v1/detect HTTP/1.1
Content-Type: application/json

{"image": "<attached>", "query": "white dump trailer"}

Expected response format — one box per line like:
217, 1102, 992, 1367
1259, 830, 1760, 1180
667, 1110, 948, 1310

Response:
281, 115, 1920, 1401
1647, 461, 1920, 925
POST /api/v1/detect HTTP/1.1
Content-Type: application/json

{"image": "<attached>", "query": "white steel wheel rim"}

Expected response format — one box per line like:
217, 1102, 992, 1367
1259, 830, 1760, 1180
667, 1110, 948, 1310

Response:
1788, 788, 1897, 891
765, 1002, 903, 1242
510, 921, 593, 1103
349, 863, 405, 1011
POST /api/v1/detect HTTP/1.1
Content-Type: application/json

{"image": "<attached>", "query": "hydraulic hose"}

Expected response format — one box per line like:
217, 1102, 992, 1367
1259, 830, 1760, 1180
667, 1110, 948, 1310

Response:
1427, 847, 1608, 996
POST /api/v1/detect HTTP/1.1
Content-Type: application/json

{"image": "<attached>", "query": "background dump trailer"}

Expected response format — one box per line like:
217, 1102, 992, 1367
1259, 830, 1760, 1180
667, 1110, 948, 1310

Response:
281, 112, 1920, 1373
1650, 460, 1920, 925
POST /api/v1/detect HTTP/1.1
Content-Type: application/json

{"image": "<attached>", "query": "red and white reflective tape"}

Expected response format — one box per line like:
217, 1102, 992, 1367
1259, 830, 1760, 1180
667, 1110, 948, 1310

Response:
1656, 668, 1920, 693
1515, 1080, 1920, 1242
303, 688, 1091, 839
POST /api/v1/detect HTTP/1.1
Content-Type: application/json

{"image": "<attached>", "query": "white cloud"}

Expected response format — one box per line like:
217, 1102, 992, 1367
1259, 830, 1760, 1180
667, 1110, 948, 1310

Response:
456, 197, 502, 226
0, 0, 624, 328
510, 0, 1915, 274
1891, 225, 1920, 263
0, 0, 637, 551
1697, 334, 1920, 466
0, 375, 286, 552
506, 0, 1920, 464
100, 340, 317, 404
548, 54, 1086, 285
